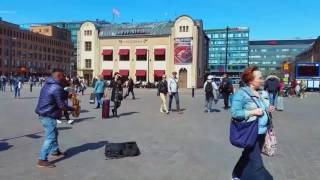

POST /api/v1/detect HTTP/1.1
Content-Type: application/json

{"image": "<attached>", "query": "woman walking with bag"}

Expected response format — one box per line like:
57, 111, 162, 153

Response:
230, 66, 275, 180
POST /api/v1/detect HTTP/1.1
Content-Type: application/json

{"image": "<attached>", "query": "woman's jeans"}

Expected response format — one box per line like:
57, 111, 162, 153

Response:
39, 116, 59, 160
95, 93, 103, 108
232, 134, 273, 180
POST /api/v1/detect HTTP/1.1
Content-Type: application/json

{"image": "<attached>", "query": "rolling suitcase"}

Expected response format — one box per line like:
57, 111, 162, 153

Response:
102, 99, 110, 119
89, 93, 95, 104
276, 96, 284, 111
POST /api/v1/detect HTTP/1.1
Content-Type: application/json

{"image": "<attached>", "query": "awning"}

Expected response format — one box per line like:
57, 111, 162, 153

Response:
154, 48, 166, 55
102, 49, 113, 55
101, 69, 113, 76
118, 49, 130, 55
119, 70, 129, 76
136, 70, 146, 77
154, 70, 165, 77
136, 49, 147, 55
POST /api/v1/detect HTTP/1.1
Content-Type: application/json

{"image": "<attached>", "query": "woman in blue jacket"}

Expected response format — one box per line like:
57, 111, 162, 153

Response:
94, 75, 105, 109
231, 66, 274, 180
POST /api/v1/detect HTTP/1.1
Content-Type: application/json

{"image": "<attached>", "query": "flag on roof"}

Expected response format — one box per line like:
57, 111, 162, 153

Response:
112, 8, 120, 17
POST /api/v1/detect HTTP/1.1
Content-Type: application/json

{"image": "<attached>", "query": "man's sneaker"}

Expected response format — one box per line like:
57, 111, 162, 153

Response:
56, 120, 62, 124
51, 150, 66, 157
67, 120, 74, 124
166, 111, 169, 115
204, 109, 208, 113
37, 160, 56, 168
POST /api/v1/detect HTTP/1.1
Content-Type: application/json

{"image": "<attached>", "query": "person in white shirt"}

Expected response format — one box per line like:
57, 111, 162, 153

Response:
167, 72, 180, 112
203, 75, 219, 112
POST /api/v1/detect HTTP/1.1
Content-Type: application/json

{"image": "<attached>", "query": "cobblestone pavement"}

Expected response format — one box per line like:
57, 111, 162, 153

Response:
0, 87, 319, 180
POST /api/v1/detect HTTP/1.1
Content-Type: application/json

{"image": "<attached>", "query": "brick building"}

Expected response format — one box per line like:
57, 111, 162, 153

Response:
0, 18, 73, 76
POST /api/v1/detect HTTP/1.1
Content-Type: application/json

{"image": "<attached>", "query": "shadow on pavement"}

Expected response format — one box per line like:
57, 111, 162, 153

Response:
19, 97, 38, 99
57, 127, 73, 131
0, 131, 43, 141
0, 141, 13, 152
118, 111, 139, 117
73, 116, 96, 124
80, 109, 90, 113
51, 141, 109, 164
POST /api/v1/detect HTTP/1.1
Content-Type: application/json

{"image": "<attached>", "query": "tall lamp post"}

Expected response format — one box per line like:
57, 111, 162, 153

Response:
147, 49, 150, 85
225, 26, 229, 75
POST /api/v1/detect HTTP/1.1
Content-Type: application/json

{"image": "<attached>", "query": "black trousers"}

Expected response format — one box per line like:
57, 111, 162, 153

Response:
232, 134, 273, 180
113, 101, 121, 116
63, 111, 70, 121
124, 88, 135, 99
222, 93, 230, 108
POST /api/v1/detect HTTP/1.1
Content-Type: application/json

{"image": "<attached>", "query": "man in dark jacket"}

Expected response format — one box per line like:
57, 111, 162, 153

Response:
264, 74, 280, 106
219, 73, 233, 109
35, 69, 74, 168
124, 77, 135, 100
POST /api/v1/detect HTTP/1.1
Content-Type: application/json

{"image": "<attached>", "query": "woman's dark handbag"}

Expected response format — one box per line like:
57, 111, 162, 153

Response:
229, 89, 261, 148
230, 119, 259, 148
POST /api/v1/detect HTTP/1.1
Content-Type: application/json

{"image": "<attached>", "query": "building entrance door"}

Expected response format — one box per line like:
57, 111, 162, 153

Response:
178, 68, 188, 88
84, 72, 93, 86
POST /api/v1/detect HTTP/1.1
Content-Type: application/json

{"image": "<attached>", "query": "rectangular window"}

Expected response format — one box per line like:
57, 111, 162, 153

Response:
120, 54, 129, 61
103, 54, 113, 61
155, 54, 165, 61
85, 59, 92, 68
137, 54, 147, 61
85, 41, 92, 51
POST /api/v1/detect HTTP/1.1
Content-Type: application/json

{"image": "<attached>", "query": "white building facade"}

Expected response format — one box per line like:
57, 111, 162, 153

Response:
77, 15, 208, 88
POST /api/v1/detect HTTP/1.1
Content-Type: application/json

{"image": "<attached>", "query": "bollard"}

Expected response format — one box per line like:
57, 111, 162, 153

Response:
192, 87, 195, 98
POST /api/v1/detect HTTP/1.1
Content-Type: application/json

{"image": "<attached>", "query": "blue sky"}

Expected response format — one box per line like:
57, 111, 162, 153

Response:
0, 0, 319, 40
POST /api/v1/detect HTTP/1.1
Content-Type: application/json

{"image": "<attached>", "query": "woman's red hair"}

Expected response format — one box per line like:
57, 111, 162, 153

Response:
241, 66, 259, 84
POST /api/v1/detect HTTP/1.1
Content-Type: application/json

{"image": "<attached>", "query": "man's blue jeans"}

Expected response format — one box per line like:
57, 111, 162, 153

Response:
14, 87, 20, 98
39, 116, 59, 160
268, 92, 277, 106
168, 92, 180, 111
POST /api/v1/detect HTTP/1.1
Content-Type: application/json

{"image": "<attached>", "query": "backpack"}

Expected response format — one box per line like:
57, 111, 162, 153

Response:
105, 142, 141, 159
205, 82, 213, 94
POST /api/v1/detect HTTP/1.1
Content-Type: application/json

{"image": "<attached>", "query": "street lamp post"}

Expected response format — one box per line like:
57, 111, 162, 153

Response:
225, 26, 229, 74
147, 49, 150, 85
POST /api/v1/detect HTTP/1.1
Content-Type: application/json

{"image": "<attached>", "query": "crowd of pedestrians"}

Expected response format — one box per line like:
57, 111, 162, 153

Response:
0, 65, 307, 180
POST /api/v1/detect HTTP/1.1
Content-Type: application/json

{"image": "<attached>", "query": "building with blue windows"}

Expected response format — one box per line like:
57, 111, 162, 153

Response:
205, 27, 249, 77
49, 20, 110, 47
249, 39, 315, 74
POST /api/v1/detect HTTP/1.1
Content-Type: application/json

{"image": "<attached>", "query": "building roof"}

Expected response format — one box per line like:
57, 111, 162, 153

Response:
98, 21, 174, 37
249, 39, 315, 46
205, 27, 249, 32
296, 36, 320, 58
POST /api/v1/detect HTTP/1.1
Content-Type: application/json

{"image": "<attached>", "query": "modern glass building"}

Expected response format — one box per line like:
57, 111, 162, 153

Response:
205, 27, 249, 77
249, 39, 315, 73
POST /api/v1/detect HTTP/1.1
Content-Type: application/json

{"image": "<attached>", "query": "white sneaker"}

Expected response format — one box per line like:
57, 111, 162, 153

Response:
67, 120, 74, 124
57, 120, 62, 124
